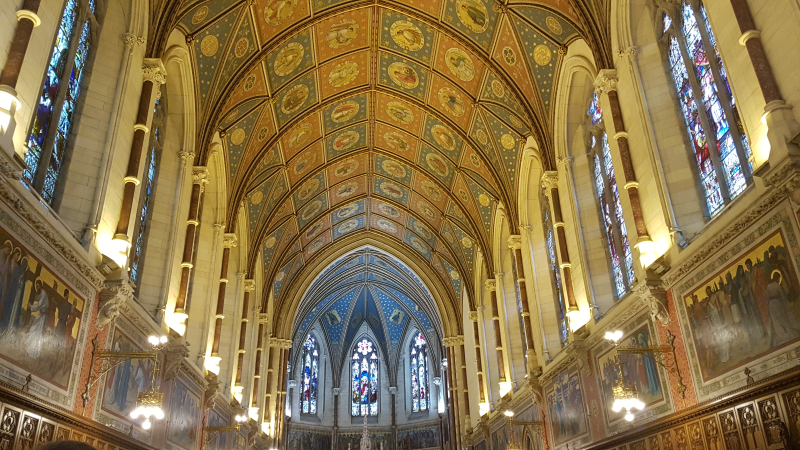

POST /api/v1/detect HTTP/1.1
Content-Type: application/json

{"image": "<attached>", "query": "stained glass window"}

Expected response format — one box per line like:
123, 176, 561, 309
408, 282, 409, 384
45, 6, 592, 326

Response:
351, 338, 378, 416
410, 332, 429, 412
301, 335, 319, 414
24, 0, 98, 204
662, 1, 751, 217
542, 194, 568, 347
588, 94, 635, 298
130, 91, 166, 287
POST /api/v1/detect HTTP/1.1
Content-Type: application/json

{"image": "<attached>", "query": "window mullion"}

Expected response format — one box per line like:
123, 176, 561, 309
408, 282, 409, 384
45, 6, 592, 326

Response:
690, 1, 752, 182
674, 26, 731, 204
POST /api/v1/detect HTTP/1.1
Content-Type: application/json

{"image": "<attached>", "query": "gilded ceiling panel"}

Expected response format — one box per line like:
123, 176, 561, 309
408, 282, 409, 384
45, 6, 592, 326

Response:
316, 9, 371, 63
253, 0, 311, 47
329, 174, 367, 207
318, 50, 370, 99
274, 71, 319, 127
433, 33, 485, 97
286, 140, 324, 186
442, 0, 499, 51
323, 94, 369, 134
281, 112, 322, 161
491, 17, 538, 111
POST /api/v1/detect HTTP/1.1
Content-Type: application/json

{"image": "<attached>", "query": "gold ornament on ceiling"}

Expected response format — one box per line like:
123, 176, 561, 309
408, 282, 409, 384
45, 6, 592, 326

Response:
200, 35, 219, 56
251, 191, 264, 205
474, 129, 488, 145
450, 270, 460, 280
274, 42, 304, 76
328, 61, 360, 88
336, 182, 358, 198
288, 122, 313, 148
502, 47, 516, 66
332, 130, 360, 152
461, 237, 473, 248
257, 126, 270, 142
418, 201, 435, 220
438, 87, 465, 117
378, 202, 400, 218
390, 20, 425, 51
421, 180, 442, 200
334, 159, 359, 177
297, 178, 321, 201
383, 132, 409, 153
331, 101, 360, 123
501, 133, 515, 150
338, 219, 359, 234
265, 236, 277, 248
445, 48, 475, 82
478, 193, 490, 206
546, 16, 563, 35
425, 152, 449, 177
302, 200, 323, 220
234, 37, 249, 58
431, 125, 456, 151
533, 44, 552, 66
382, 159, 407, 179
387, 62, 419, 89
293, 152, 316, 175
456, 0, 489, 33
386, 101, 414, 124
264, 0, 297, 26
326, 18, 359, 48
376, 218, 397, 233
470, 153, 481, 167
230, 128, 246, 145
191, 6, 208, 24
380, 181, 404, 199
491, 79, 505, 98
281, 85, 310, 114
244, 74, 257, 91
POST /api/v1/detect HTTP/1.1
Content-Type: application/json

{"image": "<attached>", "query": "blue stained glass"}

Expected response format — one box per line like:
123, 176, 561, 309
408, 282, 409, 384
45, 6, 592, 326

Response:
410, 333, 429, 412
301, 335, 319, 414
352, 338, 378, 416
25, 0, 79, 185
543, 201, 568, 346
663, 13, 672, 33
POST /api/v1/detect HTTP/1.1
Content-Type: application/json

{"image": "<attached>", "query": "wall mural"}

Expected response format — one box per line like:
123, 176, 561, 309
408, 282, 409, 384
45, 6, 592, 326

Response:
396, 425, 439, 449
0, 224, 89, 407
338, 431, 389, 450
491, 423, 510, 450
207, 408, 231, 450
545, 367, 589, 445
166, 378, 202, 450
675, 204, 800, 399
287, 428, 332, 450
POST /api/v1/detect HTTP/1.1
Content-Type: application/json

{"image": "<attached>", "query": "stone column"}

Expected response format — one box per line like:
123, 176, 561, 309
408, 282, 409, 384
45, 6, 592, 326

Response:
444, 350, 460, 450
457, 336, 470, 432
468, 311, 486, 407
276, 341, 291, 446
485, 280, 507, 382
112, 60, 166, 250
333, 388, 340, 450
234, 279, 255, 402
389, 385, 398, 449
507, 235, 538, 375
251, 311, 267, 417
541, 172, 579, 317
594, 70, 652, 255
264, 340, 276, 435
210, 233, 236, 364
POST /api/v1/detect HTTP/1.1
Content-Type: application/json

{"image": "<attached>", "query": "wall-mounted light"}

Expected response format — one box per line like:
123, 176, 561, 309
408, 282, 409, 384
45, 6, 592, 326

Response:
248, 407, 259, 421
478, 402, 490, 416
232, 383, 244, 404
0, 85, 21, 134
167, 308, 188, 336
204, 354, 222, 375
498, 381, 512, 398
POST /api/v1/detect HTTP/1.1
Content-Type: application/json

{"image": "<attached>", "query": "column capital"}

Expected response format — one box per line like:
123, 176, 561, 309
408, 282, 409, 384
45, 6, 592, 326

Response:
178, 149, 196, 163
388, 386, 398, 395
142, 58, 167, 85
484, 279, 497, 291
593, 69, 618, 95
122, 33, 145, 48
433, 377, 441, 386
541, 171, 558, 189
507, 235, 522, 250
333, 388, 341, 396
223, 233, 238, 248
468, 311, 480, 322
16, 10, 41, 27
244, 279, 256, 292
617, 46, 639, 61
192, 166, 209, 185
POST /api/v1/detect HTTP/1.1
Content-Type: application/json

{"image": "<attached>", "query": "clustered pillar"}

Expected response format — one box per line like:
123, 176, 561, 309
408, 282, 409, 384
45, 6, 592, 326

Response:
542, 172, 580, 317
468, 311, 486, 407
234, 279, 255, 401
485, 279, 507, 382
508, 235, 537, 374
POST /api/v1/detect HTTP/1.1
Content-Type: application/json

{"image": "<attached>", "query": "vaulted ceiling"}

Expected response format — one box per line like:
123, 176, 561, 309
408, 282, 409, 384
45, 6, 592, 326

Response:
170, 0, 584, 312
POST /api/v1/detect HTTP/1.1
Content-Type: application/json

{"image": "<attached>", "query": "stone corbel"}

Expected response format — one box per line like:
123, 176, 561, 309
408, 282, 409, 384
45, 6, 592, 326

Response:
388, 386, 397, 395
204, 375, 221, 409
192, 166, 210, 190
468, 311, 479, 322
96, 280, 135, 329
484, 279, 496, 292
244, 279, 256, 292
566, 328, 591, 376
507, 235, 521, 250
162, 341, 191, 382
635, 280, 670, 326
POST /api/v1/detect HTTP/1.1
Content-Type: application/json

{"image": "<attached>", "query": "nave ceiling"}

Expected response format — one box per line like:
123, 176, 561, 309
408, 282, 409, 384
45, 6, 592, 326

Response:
159, 0, 588, 320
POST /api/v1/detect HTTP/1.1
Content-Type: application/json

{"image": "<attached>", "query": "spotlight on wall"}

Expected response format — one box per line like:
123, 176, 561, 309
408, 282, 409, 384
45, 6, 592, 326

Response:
478, 402, 490, 416
232, 383, 244, 404
166, 308, 188, 336
498, 381, 512, 398
248, 407, 259, 421
261, 421, 273, 436
204, 354, 222, 375
0, 85, 21, 134
233, 404, 247, 423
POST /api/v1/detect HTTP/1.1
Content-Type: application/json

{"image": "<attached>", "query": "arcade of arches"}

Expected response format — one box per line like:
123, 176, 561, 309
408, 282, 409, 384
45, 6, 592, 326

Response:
0, 0, 800, 448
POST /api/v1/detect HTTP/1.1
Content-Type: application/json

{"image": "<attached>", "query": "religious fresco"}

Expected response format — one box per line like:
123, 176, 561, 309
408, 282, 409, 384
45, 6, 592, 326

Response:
324, 94, 369, 132
379, 52, 430, 100
428, 75, 473, 129
442, 0, 500, 51
675, 205, 800, 398
0, 225, 88, 407
375, 154, 413, 186
206, 408, 231, 450
319, 50, 370, 99
287, 141, 324, 186
287, 428, 332, 450
545, 367, 589, 445
396, 426, 439, 450
380, 10, 435, 63
316, 9, 370, 62
274, 71, 319, 127
422, 115, 463, 162
330, 175, 367, 207
224, 104, 263, 180
166, 378, 202, 450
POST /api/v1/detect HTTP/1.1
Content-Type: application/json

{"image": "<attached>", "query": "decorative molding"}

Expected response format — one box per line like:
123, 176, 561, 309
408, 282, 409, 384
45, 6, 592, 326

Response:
223, 233, 238, 248
192, 166, 209, 185
15, 10, 40, 27
617, 46, 639, 61
738, 29, 761, 45
204, 376, 221, 409
97, 280, 134, 329
388, 386, 397, 395
244, 279, 256, 292
593, 69, 619, 95
141, 58, 166, 85
178, 149, 195, 163
333, 388, 341, 396
162, 342, 190, 382
122, 33, 145, 48
541, 171, 558, 188
538, 351, 577, 385
507, 235, 522, 250
583, 297, 648, 349
179, 359, 209, 391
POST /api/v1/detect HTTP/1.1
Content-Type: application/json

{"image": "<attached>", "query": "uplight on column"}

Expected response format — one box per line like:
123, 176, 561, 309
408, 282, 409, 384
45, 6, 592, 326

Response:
0, 85, 20, 134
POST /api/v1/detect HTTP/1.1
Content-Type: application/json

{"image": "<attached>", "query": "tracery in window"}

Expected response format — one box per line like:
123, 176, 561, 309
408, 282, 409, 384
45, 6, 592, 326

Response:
542, 194, 568, 346
662, 0, 751, 216
301, 335, 319, 414
410, 332, 429, 412
130, 91, 165, 287
351, 338, 378, 416
25, 0, 98, 204
588, 94, 634, 298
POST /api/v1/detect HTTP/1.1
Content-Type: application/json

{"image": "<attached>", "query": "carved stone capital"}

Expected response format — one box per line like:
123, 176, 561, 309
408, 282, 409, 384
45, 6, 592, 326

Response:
287, 380, 297, 389
333, 388, 341, 395
258, 313, 268, 323
468, 310, 480, 322
507, 235, 522, 250
556, 156, 574, 168
593, 69, 619, 96
495, 272, 504, 279
541, 171, 558, 189
433, 377, 441, 386
388, 386, 398, 395
162, 342, 190, 382
178, 149, 195, 163
635, 280, 670, 326
617, 46, 639, 61
122, 33, 145, 48
204, 375, 221, 409
484, 279, 497, 291
142, 58, 167, 85
223, 233, 238, 248
97, 280, 135, 329
192, 166, 209, 185
244, 279, 256, 292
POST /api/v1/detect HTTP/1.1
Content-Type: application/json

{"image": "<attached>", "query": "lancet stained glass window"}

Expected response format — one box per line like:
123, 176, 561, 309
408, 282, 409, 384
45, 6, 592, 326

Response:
352, 338, 378, 416
24, 0, 98, 204
543, 194, 568, 347
410, 332, 429, 412
130, 91, 165, 287
301, 335, 319, 414
588, 94, 635, 298
662, 0, 751, 217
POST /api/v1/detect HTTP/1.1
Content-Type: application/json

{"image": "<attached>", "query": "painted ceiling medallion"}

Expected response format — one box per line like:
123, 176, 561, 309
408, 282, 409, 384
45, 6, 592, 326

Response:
264, 0, 297, 26
380, 181, 404, 199
200, 35, 219, 56
305, 222, 323, 239
251, 191, 264, 205
383, 132, 409, 153
288, 122, 313, 148
390, 20, 425, 51
337, 203, 359, 218
338, 219, 359, 234
281, 85, 310, 114
234, 37, 249, 58
257, 126, 270, 142
387, 62, 419, 89
431, 125, 456, 151
470, 153, 481, 167
191, 6, 208, 24
376, 218, 397, 233
438, 87, 465, 117
461, 237, 473, 248
386, 101, 414, 124
417, 201, 435, 220
308, 236, 325, 254
412, 222, 432, 239
302, 200, 323, 220
474, 129, 488, 145
332, 130, 360, 152
377, 202, 400, 218
293, 152, 316, 174
478, 193, 490, 206
331, 100, 360, 123
450, 270, 460, 280
456, 0, 489, 33
381, 159, 407, 179
298, 178, 321, 201
336, 182, 358, 198
445, 48, 475, 82
265, 236, 277, 248
328, 61, 360, 88
230, 128, 246, 145
533, 44, 552, 66
409, 235, 428, 254
274, 42, 304, 76
334, 159, 359, 177
244, 74, 257, 91
546, 16, 563, 35
326, 18, 359, 48
501, 133, 515, 150
502, 46, 516, 65
425, 152, 449, 177
420, 180, 441, 200
491, 79, 505, 97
